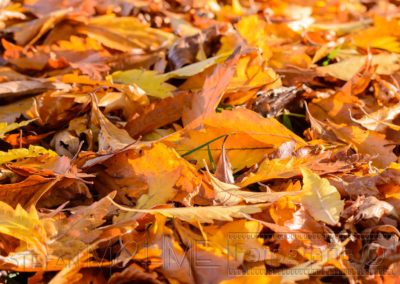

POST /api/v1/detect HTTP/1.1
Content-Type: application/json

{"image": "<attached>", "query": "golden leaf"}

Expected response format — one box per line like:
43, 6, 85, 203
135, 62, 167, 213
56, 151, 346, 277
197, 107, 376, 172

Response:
300, 168, 344, 226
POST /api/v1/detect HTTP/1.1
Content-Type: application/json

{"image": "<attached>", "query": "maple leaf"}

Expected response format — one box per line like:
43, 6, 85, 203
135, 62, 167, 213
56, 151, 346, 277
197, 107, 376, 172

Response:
96, 142, 203, 209
165, 108, 305, 171
353, 16, 400, 53
128, 143, 202, 209
0, 201, 49, 256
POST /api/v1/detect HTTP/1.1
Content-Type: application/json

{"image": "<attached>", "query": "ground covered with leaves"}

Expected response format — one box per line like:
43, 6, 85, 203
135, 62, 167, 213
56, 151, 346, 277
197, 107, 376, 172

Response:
1, 0, 400, 283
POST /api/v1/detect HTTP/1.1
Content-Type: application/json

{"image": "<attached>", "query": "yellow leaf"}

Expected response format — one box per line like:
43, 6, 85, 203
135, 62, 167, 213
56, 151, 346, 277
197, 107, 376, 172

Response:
0, 145, 57, 165
235, 16, 272, 61
270, 196, 298, 226
220, 275, 281, 284
110, 199, 265, 224
316, 54, 400, 81
300, 168, 344, 226
353, 16, 400, 53
0, 201, 48, 255
110, 69, 176, 98
163, 53, 230, 79
129, 143, 201, 209
205, 220, 263, 263
110, 52, 233, 99
228, 56, 281, 90
389, 162, 400, 171
239, 156, 311, 187
54, 35, 104, 51
0, 119, 33, 138
218, 16, 273, 62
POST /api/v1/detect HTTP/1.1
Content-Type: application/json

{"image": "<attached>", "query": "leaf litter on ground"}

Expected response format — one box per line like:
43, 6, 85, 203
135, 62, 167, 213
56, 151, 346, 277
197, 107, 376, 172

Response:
1, 0, 400, 283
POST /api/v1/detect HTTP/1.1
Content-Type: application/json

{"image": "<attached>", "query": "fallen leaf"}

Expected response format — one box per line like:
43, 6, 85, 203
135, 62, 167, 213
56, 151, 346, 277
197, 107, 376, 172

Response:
316, 54, 400, 81
351, 103, 400, 132
0, 145, 57, 165
110, 69, 176, 99
0, 80, 70, 99
208, 172, 301, 205
0, 120, 33, 139
0, 201, 49, 256
354, 196, 398, 221
165, 108, 305, 171
0, 175, 58, 208
125, 91, 192, 138
111, 200, 265, 224
8, 8, 73, 46
328, 121, 396, 168
300, 168, 344, 226
91, 98, 135, 152
164, 53, 230, 79
77, 14, 175, 52
182, 48, 241, 128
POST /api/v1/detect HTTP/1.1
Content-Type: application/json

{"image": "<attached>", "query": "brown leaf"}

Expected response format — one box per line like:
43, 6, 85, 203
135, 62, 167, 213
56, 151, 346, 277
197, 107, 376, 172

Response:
7, 8, 73, 46
125, 91, 192, 138
168, 25, 224, 69
182, 48, 241, 128
0, 80, 70, 100
0, 175, 58, 208
327, 121, 397, 168
108, 263, 162, 284
214, 140, 234, 184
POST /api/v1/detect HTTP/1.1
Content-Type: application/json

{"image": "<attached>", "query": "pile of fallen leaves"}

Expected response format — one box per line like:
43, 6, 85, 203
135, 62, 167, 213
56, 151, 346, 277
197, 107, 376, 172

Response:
1, 0, 400, 283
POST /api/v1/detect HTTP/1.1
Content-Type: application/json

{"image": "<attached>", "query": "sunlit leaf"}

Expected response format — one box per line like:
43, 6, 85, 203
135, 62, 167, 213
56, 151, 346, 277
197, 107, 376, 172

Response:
0, 201, 49, 255
0, 120, 33, 139
300, 168, 344, 226
110, 69, 176, 98
111, 199, 265, 224
0, 145, 57, 165
316, 54, 400, 81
